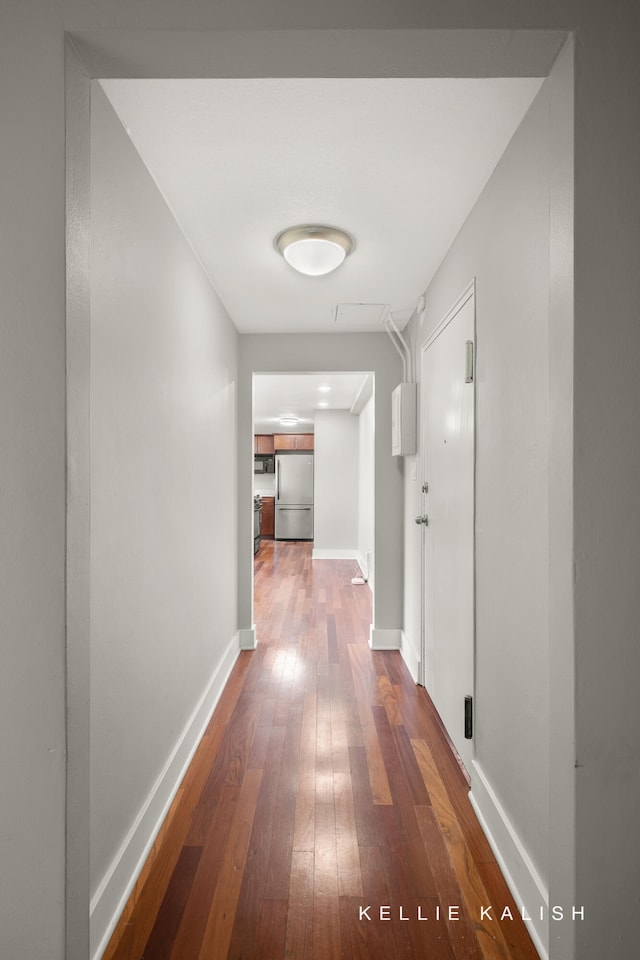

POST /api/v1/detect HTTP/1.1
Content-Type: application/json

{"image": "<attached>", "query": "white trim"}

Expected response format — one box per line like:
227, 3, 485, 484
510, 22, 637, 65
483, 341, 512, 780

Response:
90, 633, 241, 960
349, 372, 374, 415
470, 760, 549, 960
419, 279, 476, 686
311, 547, 360, 561
399, 630, 421, 683
238, 626, 257, 650
419, 279, 476, 768
369, 626, 401, 650
421, 278, 475, 351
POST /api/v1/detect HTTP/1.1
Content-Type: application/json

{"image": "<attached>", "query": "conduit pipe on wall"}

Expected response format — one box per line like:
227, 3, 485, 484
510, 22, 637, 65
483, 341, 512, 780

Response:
385, 316, 407, 380
390, 310, 414, 382
384, 308, 414, 383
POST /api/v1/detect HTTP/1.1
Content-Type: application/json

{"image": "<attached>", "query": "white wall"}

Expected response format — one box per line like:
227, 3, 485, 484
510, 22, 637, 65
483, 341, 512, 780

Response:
0, 13, 67, 960
313, 410, 359, 555
358, 393, 375, 586
89, 85, 239, 956
2, 6, 639, 960
403, 55, 564, 955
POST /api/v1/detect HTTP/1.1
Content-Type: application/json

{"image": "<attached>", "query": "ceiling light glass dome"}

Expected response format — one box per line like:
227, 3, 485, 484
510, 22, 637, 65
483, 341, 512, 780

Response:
275, 225, 354, 276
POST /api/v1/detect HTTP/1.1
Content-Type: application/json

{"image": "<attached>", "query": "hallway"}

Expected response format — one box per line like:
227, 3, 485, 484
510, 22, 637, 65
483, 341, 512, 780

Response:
103, 542, 538, 960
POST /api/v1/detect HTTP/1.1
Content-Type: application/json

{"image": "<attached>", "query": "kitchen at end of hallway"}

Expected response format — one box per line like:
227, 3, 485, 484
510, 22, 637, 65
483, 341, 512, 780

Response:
254, 432, 315, 550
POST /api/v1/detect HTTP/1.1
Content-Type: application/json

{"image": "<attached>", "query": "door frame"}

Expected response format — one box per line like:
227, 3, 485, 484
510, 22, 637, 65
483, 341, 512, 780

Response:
419, 280, 477, 764
251, 368, 377, 625
64, 26, 575, 960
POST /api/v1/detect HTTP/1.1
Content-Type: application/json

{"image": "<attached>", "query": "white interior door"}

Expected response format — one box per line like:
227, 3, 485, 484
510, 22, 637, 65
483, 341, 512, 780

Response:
420, 284, 475, 771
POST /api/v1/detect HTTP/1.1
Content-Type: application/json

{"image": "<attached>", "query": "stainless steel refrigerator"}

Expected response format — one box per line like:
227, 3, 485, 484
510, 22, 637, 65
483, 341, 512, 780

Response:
274, 452, 314, 540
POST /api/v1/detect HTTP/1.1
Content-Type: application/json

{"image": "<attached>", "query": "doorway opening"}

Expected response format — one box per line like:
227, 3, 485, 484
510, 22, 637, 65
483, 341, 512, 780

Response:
252, 371, 375, 643
65, 27, 573, 960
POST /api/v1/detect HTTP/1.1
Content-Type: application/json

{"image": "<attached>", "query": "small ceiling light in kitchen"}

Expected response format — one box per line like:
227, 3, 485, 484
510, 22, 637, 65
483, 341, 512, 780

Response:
318, 385, 331, 393
275, 225, 354, 276
279, 417, 299, 427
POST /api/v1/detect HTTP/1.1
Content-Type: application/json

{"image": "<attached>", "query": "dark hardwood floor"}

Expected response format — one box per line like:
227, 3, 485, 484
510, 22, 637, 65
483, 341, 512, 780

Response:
103, 540, 539, 960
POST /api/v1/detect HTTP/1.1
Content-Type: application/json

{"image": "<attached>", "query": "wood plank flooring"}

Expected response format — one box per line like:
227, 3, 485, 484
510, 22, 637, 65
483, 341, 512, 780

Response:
103, 541, 539, 960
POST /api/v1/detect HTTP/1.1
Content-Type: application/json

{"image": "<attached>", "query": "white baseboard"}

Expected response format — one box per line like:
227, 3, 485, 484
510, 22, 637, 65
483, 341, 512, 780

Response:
311, 547, 359, 561
470, 761, 549, 960
90, 632, 241, 960
355, 551, 374, 591
238, 626, 257, 650
399, 630, 420, 682
369, 626, 402, 650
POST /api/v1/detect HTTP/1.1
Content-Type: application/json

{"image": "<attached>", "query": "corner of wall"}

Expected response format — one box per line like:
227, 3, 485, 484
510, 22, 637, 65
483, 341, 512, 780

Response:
65, 35, 92, 960
399, 630, 421, 683
369, 626, 402, 651
239, 626, 257, 650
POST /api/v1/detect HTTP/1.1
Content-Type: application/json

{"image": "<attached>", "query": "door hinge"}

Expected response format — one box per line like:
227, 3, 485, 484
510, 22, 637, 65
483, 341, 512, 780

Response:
464, 695, 473, 739
422, 481, 429, 494
465, 341, 474, 383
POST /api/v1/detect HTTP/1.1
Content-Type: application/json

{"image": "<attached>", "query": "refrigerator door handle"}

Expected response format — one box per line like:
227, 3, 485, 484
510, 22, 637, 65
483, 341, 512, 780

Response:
276, 458, 280, 500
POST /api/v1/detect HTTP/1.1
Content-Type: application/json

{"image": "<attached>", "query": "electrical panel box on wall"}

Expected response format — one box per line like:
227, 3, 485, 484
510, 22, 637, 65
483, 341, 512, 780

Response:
391, 382, 417, 456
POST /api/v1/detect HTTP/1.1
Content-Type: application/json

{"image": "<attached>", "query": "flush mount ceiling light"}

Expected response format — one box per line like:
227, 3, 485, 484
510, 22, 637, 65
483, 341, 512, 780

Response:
279, 416, 299, 427
275, 225, 354, 276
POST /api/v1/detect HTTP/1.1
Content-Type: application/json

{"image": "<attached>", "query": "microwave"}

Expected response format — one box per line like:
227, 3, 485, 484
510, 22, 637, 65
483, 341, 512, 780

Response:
254, 455, 274, 474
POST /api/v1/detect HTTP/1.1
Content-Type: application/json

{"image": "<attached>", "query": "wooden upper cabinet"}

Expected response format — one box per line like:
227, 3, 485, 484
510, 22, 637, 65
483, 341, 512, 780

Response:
255, 434, 275, 454
274, 434, 294, 450
273, 433, 314, 451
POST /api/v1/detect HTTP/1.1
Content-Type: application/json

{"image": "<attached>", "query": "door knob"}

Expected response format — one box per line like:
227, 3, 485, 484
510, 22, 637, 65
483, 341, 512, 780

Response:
415, 515, 429, 526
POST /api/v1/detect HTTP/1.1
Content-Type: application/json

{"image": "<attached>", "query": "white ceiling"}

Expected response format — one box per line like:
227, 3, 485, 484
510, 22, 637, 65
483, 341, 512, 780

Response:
100, 77, 543, 334
253, 372, 370, 433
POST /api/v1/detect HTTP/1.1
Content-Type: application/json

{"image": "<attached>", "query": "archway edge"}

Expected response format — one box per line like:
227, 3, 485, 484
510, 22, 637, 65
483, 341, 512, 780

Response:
69, 28, 567, 81
65, 24, 576, 960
